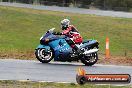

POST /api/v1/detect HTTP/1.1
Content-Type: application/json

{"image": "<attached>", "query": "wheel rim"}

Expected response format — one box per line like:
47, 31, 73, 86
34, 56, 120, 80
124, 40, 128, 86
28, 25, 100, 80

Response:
38, 49, 52, 61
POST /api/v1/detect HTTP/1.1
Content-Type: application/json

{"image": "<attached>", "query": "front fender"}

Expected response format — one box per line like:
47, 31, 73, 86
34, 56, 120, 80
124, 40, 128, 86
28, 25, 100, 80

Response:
36, 44, 51, 50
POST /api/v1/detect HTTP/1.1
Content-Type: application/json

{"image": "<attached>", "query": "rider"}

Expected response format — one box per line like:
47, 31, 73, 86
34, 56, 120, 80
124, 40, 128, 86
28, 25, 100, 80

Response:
53, 19, 83, 55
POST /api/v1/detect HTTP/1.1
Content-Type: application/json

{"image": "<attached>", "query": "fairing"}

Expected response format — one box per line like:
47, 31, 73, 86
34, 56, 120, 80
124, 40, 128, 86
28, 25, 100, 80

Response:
37, 32, 73, 61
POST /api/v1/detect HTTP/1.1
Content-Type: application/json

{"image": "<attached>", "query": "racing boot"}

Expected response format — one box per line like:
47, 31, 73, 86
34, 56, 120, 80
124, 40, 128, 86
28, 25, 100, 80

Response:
73, 45, 83, 57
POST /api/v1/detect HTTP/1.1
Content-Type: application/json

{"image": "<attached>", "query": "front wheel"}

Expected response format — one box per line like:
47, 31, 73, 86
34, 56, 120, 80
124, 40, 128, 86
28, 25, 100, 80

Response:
81, 52, 98, 66
35, 48, 53, 63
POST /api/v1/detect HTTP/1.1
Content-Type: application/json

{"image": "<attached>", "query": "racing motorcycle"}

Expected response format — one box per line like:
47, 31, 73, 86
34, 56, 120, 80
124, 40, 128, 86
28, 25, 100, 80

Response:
35, 28, 99, 66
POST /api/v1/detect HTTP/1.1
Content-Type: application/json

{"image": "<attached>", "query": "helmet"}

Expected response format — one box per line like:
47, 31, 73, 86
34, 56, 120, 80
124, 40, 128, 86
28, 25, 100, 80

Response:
61, 19, 70, 30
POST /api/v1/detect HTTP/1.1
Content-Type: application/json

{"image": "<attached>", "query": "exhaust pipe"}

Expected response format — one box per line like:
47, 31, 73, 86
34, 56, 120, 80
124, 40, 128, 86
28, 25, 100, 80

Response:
83, 49, 99, 55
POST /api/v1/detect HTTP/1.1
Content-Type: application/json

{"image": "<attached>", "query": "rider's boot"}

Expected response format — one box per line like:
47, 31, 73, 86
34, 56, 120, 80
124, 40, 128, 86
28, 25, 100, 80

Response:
73, 45, 83, 56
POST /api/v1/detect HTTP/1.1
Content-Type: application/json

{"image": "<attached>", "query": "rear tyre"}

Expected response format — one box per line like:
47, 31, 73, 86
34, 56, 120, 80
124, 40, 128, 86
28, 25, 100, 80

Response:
81, 52, 98, 66
35, 48, 53, 63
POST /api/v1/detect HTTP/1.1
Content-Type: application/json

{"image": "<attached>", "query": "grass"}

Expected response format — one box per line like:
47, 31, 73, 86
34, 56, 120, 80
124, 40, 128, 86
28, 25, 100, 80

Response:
0, 80, 131, 88
0, 6, 132, 59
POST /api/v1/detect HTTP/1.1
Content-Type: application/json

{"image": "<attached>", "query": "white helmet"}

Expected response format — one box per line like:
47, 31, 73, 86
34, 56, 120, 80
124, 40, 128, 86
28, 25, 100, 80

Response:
61, 19, 70, 30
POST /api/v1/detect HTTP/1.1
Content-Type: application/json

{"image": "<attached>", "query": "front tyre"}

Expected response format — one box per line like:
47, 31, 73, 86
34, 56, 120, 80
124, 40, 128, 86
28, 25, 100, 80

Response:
81, 52, 98, 66
35, 48, 53, 63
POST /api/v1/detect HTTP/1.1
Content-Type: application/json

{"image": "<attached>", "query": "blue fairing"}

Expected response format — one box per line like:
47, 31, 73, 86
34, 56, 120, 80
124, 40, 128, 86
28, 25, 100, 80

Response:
37, 31, 73, 61
36, 44, 50, 50
48, 39, 72, 61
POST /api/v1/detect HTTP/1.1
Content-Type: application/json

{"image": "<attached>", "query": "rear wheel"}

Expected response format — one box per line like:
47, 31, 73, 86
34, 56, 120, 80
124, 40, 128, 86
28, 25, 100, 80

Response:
35, 48, 53, 63
81, 52, 98, 66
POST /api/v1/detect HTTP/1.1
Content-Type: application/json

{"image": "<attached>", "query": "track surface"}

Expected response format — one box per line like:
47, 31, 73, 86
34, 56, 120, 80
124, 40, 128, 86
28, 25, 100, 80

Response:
0, 59, 132, 85
0, 2, 132, 18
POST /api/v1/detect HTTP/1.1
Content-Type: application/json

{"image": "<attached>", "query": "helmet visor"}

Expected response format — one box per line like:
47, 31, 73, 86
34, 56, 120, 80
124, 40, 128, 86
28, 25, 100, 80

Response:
61, 22, 68, 27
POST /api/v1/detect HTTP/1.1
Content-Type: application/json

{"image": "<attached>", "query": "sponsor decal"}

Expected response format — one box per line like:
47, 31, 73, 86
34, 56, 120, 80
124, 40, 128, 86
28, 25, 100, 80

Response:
76, 67, 131, 84
54, 43, 67, 51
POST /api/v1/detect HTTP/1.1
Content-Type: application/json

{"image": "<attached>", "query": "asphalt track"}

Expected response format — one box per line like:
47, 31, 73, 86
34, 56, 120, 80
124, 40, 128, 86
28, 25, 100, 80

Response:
0, 59, 132, 85
0, 2, 132, 18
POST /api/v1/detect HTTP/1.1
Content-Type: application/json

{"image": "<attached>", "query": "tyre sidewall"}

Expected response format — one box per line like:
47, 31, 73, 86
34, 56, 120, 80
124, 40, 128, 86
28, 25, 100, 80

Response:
35, 48, 53, 63
81, 52, 98, 66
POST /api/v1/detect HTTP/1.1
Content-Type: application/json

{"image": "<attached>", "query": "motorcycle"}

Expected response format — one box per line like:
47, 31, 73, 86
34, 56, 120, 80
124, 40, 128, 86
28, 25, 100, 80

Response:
35, 28, 99, 66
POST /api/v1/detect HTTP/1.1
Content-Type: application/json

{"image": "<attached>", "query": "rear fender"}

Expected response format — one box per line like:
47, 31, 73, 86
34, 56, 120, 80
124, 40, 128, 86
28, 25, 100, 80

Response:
87, 40, 99, 48
88, 40, 98, 45
80, 40, 99, 49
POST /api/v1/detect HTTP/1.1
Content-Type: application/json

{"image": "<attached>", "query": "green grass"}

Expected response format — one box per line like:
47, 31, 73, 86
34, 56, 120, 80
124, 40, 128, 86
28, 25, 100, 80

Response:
0, 80, 131, 88
0, 6, 132, 58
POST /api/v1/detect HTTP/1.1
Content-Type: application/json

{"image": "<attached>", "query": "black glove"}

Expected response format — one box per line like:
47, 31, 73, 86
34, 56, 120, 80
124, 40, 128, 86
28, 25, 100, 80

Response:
53, 32, 62, 35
